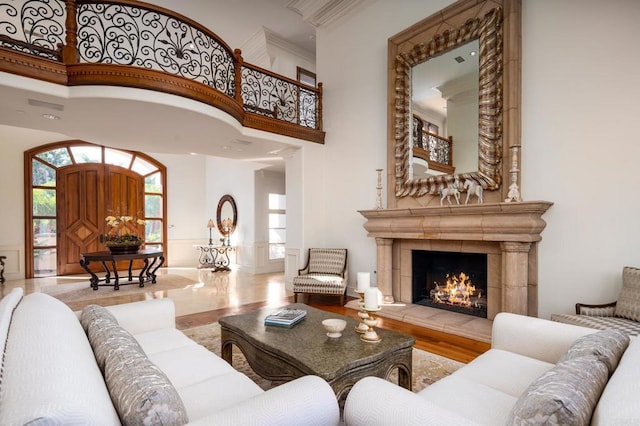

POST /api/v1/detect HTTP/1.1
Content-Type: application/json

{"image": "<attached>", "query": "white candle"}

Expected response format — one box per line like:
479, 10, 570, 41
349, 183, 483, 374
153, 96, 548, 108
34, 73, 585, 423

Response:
364, 287, 379, 309
357, 272, 370, 292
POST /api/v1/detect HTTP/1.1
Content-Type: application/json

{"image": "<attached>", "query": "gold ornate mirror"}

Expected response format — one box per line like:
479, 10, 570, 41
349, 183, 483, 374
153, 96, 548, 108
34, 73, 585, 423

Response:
389, 0, 520, 201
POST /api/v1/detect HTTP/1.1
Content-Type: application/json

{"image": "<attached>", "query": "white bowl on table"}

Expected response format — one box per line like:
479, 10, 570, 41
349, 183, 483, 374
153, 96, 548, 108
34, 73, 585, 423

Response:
322, 319, 347, 338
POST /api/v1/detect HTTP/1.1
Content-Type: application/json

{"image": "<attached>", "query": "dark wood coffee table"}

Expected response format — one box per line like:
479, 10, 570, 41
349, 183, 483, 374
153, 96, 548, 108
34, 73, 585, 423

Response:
219, 303, 415, 402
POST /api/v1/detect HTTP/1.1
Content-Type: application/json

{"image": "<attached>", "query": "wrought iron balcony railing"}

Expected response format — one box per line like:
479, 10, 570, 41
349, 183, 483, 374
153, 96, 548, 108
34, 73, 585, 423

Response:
0, 0, 324, 143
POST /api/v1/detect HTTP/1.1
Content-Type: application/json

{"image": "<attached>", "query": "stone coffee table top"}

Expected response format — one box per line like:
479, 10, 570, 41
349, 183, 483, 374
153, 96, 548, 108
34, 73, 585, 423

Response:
219, 303, 415, 399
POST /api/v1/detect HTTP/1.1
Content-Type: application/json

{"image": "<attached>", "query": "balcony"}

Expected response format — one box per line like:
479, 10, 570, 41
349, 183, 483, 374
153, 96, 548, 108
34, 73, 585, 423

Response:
0, 0, 324, 144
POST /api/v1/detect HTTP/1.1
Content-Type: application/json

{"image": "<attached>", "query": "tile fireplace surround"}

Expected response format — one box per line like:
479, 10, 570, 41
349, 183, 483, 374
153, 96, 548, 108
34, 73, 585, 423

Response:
359, 201, 553, 341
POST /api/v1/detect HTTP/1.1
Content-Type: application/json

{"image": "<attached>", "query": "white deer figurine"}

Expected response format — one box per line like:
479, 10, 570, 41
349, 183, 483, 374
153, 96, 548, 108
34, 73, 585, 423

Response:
463, 179, 483, 204
440, 185, 460, 206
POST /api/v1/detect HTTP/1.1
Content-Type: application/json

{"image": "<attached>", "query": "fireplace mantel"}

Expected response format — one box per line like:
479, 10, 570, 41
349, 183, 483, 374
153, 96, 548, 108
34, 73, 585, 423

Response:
359, 201, 553, 318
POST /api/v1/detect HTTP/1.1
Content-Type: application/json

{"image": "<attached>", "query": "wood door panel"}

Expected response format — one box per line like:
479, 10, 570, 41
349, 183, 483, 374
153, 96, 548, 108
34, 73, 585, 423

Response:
58, 166, 104, 275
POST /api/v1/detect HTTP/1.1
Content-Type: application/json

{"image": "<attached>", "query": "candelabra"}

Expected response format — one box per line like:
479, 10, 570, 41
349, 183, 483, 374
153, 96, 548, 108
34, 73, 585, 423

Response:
505, 146, 522, 203
375, 168, 383, 209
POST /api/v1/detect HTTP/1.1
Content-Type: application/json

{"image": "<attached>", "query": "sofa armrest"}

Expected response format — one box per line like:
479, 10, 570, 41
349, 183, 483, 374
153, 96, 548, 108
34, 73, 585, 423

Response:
187, 375, 340, 426
343, 377, 480, 426
492, 312, 597, 364
106, 298, 176, 335
575, 301, 617, 316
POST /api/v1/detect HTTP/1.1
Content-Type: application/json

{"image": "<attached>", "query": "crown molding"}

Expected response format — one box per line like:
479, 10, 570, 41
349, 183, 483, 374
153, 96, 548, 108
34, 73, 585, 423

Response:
286, 0, 366, 27
240, 26, 315, 69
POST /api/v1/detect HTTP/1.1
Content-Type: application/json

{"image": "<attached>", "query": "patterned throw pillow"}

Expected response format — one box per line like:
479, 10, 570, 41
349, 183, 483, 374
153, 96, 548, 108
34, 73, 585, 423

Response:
80, 304, 118, 332
81, 304, 144, 371
614, 266, 640, 321
104, 343, 189, 426
81, 304, 188, 425
507, 356, 609, 426
558, 329, 629, 374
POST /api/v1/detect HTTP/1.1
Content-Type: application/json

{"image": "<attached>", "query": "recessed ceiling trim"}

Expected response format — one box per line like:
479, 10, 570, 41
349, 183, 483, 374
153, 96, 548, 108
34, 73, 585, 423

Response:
28, 98, 64, 111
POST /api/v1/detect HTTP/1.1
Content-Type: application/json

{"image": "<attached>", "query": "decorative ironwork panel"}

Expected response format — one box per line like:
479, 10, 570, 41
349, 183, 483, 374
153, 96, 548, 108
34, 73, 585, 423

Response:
298, 86, 317, 129
425, 134, 451, 165
76, 3, 235, 96
241, 66, 317, 129
0, 0, 65, 60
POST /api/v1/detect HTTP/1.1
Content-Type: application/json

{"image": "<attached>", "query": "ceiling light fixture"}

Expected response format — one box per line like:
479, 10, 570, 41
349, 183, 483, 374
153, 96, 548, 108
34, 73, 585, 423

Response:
42, 113, 61, 120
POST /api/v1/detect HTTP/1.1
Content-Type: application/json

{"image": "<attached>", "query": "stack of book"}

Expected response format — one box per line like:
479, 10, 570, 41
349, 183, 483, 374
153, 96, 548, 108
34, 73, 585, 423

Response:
264, 308, 307, 327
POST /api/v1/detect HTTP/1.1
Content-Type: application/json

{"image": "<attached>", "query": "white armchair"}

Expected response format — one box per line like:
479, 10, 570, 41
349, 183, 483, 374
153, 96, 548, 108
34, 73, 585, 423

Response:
293, 248, 348, 304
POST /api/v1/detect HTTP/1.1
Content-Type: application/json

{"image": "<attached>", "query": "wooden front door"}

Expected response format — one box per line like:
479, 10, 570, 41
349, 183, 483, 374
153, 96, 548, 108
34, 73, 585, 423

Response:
58, 165, 105, 275
57, 165, 144, 275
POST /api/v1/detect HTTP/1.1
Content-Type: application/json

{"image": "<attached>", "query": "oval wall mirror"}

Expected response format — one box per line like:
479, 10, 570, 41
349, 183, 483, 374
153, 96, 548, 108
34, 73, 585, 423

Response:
392, 5, 503, 198
216, 194, 237, 237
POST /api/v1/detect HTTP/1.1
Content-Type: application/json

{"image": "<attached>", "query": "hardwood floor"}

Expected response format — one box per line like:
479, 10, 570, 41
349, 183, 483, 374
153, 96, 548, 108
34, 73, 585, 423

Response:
8, 268, 490, 364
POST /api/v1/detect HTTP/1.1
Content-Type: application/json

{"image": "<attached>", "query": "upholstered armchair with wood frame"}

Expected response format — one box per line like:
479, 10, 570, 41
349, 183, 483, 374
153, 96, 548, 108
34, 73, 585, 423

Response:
293, 248, 348, 304
551, 266, 640, 336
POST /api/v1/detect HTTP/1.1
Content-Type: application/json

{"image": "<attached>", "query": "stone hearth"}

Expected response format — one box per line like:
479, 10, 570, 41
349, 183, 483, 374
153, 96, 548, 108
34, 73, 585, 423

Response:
359, 201, 553, 336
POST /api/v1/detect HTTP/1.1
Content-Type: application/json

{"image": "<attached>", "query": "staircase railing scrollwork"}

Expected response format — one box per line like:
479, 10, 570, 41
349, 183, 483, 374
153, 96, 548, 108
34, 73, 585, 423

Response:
0, 0, 324, 143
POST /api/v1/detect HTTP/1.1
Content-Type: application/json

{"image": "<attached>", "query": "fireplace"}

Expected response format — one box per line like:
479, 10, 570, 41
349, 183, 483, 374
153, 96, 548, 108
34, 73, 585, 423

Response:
412, 250, 488, 318
359, 201, 553, 320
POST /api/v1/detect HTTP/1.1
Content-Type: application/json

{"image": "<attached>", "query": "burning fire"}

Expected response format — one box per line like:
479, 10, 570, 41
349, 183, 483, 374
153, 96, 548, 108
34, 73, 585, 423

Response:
430, 272, 482, 308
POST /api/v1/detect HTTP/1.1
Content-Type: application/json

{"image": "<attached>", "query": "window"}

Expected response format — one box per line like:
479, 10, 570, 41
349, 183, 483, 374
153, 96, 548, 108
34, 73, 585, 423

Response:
268, 193, 286, 260
297, 67, 316, 87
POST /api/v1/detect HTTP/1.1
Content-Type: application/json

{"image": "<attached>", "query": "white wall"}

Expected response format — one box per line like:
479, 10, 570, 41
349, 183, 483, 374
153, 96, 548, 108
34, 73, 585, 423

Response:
312, 0, 454, 289
522, 0, 640, 318
312, 0, 640, 317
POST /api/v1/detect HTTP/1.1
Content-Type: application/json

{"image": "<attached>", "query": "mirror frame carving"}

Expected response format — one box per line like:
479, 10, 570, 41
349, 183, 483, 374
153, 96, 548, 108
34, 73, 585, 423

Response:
389, 0, 520, 201
216, 194, 237, 236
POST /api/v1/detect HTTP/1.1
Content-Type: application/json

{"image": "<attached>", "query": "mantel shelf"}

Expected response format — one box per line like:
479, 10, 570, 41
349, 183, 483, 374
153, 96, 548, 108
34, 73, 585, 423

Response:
359, 201, 553, 243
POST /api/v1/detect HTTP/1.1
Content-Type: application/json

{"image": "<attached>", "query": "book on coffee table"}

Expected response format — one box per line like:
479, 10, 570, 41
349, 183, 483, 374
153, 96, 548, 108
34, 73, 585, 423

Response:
264, 308, 307, 327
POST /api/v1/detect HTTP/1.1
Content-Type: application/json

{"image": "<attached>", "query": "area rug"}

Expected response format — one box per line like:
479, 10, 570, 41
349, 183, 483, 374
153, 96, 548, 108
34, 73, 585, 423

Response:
181, 322, 464, 392
40, 274, 199, 307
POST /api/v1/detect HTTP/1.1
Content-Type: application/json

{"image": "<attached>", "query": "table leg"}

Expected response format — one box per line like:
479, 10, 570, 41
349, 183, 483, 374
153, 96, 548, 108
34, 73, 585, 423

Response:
138, 258, 150, 287
128, 260, 134, 281
220, 330, 233, 365
80, 259, 100, 290
110, 259, 120, 290
148, 255, 164, 283
397, 365, 412, 391
101, 260, 111, 283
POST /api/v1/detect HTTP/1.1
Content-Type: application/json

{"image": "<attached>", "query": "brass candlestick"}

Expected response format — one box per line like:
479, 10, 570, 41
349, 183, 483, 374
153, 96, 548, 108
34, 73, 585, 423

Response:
354, 291, 370, 333
360, 307, 382, 343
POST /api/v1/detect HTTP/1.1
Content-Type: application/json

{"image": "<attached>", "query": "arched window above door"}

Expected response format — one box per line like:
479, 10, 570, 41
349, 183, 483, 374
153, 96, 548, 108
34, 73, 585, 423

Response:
26, 141, 167, 277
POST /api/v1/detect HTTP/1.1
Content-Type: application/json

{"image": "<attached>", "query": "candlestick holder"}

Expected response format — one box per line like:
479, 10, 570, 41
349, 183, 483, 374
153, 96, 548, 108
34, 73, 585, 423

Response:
360, 307, 382, 343
375, 168, 383, 209
354, 291, 370, 333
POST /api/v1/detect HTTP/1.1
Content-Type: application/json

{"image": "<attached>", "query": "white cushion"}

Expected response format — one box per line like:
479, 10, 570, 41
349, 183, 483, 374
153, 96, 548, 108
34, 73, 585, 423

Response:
592, 337, 640, 425
133, 328, 197, 355
418, 375, 518, 425
178, 372, 264, 420
0, 293, 120, 425
448, 348, 554, 397
147, 344, 240, 388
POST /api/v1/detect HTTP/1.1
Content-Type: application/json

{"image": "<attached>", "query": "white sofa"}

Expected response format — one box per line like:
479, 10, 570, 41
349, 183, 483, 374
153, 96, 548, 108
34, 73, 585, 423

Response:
344, 312, 639, 425
0, 288, 340, 425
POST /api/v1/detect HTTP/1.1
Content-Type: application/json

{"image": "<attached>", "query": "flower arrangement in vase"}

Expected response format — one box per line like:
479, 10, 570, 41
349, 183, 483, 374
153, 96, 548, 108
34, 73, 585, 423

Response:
101, 215, 145, 254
